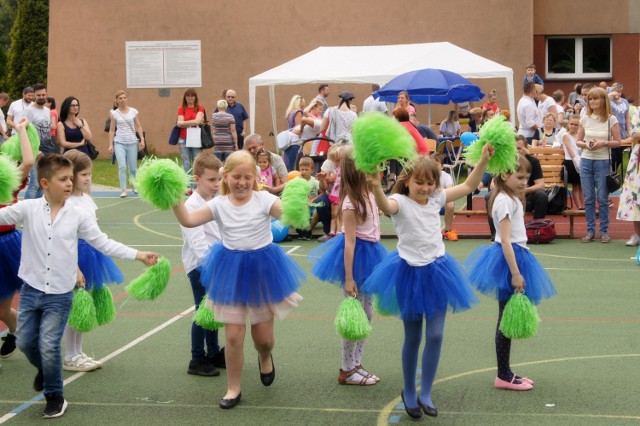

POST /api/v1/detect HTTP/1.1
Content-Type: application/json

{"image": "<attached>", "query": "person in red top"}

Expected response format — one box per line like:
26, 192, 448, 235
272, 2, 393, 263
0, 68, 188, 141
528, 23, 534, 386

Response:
482, 89, 500, 114
393, 107, 429, 155
177, 88, 205, 190
0, 118, 35, 359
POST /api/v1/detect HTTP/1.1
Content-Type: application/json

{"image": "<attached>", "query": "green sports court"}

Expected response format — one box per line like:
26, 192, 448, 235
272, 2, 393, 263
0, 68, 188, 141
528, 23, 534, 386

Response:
0, 195, 639, 425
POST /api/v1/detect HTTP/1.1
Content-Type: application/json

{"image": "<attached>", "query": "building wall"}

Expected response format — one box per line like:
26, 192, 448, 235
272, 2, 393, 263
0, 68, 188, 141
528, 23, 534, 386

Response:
48, 0, 532, 155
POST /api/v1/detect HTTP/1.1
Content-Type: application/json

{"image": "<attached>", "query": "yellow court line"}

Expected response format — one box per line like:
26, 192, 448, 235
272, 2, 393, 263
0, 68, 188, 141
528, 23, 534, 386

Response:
133, 210, 182, 241
96, 199, 133, 210
377, 353, 640, 426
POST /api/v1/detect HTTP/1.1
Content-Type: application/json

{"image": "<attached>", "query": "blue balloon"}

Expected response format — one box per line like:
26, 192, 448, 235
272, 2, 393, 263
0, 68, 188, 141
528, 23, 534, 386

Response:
460, 132, 478, 146
271, 219, 289, 243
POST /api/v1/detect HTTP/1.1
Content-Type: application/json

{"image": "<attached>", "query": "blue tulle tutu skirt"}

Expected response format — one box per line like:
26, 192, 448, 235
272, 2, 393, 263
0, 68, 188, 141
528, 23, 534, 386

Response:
78, 240, 125, 290
361, 251, 478, 321
464, 243, 557, 304
308, 234, 389, 289
200, 243, 305, 306
0, 229, 22, 301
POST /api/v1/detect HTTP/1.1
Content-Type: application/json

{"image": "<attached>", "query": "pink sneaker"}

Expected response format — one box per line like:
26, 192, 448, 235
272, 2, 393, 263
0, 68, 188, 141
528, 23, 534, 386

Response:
495, 376, 533, 391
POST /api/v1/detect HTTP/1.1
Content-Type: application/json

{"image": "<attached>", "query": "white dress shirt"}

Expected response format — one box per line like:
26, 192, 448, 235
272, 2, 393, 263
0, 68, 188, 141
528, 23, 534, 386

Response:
181, 191, 221, 274
517, 95, 539, 138
0, 198, 137, 294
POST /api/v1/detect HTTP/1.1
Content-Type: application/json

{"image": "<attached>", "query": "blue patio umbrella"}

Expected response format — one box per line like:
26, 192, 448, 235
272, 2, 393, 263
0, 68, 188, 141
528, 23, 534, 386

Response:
374, 68, 485, 124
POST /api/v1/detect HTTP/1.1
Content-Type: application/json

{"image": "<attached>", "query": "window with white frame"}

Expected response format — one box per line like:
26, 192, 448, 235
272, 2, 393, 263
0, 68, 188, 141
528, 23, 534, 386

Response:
546, 36, 612, 79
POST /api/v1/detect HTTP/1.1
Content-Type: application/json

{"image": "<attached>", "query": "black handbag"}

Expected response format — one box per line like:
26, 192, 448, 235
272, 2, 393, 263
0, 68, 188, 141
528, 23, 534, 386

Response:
200, 124, 214, 149
606, 116, 621, 193
85, 140, 99, 160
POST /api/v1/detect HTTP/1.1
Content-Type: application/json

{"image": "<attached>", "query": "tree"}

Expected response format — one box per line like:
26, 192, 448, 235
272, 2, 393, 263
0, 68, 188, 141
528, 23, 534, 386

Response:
5, 0, 48, 98
0, 0, 18, 50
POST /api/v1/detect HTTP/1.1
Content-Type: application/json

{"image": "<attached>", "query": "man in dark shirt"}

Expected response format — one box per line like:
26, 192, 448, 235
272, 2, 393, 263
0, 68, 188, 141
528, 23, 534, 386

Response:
486, 135, 548, 237
409, 112, 437, 139
224, 89, 249, 149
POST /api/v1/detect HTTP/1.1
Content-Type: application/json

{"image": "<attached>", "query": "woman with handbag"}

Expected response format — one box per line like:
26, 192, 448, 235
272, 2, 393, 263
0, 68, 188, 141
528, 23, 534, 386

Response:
575, 87, 621, 243
177, 88, 205, 181
211, 99, 237, 163
109, 90, 146, 198
56, 97, 94, 158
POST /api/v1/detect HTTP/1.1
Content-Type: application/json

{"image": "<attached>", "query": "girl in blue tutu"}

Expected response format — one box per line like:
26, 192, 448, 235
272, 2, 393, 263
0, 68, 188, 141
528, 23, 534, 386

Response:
362, 144, 493, 419
0, 118, 34, 360
172, 149, 305, 409
465, 154, 556, 391
308, 147, 388, 386
61, 150, 124, 372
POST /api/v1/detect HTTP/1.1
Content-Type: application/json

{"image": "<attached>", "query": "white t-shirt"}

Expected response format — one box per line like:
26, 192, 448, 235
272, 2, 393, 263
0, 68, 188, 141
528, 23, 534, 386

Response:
362, 95, 388, 114
111, 108, 139, 144
492, 193, 528, 249
25, 105, 56, 154
537, 97, 556, 122
440, 170, 453, 188
300, 118, 322, 140
0, 109, 7, 133
66, 193, 98, 220
7, 99, 31, 124
389, 192, 446, 266
579, 114, 618, 161
181, 191, 221, 274
207, 190, 277, 250
558, 128, 580, 160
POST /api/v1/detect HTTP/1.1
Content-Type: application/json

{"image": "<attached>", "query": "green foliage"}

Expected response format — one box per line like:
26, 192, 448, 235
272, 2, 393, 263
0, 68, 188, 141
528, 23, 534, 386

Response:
0, 0, 18, 50
5, 0, 48, 98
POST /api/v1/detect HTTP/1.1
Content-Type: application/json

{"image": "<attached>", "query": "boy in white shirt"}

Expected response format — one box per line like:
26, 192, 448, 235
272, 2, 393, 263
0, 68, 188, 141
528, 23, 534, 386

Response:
433, 154, 458, 241
180, 153, 225, 376
0, 154, 158, 418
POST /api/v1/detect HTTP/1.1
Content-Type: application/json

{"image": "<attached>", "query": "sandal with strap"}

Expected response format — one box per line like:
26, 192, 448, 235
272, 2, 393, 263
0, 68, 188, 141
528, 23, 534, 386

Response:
338, 369, 376, 386
355, 364, 380, 382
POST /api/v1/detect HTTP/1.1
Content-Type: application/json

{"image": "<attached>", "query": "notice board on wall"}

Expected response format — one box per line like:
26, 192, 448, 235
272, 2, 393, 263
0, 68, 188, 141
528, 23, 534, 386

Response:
126, 40, 201, 88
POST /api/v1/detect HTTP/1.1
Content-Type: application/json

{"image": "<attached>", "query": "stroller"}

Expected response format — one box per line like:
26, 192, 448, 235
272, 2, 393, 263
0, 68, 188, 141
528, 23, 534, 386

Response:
293, 136, 334, 173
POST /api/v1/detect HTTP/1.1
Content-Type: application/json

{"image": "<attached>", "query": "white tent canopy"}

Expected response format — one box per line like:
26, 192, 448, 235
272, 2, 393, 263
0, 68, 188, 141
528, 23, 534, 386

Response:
249, 42, 515, 133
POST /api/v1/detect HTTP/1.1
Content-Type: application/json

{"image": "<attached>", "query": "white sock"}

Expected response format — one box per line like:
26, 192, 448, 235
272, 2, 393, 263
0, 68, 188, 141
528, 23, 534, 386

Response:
63, 325, 78, 360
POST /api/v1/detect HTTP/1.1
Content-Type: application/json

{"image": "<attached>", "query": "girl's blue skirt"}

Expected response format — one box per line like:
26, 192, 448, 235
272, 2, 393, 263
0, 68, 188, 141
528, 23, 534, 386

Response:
0, 229, 22, 302
464, 243, 556, 304
308, 233, 389, 289
78, 239, 125, 290
361, 251, 478, 321
200, 243, 305, 306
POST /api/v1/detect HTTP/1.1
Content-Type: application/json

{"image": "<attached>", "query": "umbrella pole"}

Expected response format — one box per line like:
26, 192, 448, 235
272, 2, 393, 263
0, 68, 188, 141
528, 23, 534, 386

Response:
428, 97, 431, 126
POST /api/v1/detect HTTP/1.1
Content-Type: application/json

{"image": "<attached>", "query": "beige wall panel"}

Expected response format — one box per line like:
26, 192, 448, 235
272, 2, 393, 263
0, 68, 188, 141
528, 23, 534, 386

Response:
49, 0, 532, 155
534, 0, 631, 35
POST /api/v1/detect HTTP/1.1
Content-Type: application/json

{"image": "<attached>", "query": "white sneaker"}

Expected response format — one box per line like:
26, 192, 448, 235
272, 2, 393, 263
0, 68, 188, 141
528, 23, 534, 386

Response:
626, 234, 640, 246
120, 190, 128, 198
63, 354, 100, 372
80, 353, 103, 369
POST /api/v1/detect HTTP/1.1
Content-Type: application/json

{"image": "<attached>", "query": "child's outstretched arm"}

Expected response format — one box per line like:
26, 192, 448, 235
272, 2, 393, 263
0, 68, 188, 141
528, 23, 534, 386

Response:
172, 199, 214, 228
499, 218, 524, 293
366, 172, 399, 215
16, 118, 35, 179
445, 143, 494, 202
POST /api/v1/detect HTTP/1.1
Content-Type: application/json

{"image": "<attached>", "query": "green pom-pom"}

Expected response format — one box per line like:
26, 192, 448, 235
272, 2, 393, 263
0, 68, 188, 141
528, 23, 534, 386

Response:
280, 178, 312, 229
499, 292, 540, 339
68, 289, 98, 333
193, 296, 224, 330
0, 154, 21, 203
465, 115, 518, 175
133, 158, 189, 210
352, 113, 418, 173
91, 287, 116, 326
0, 124, 40, 162
335, 297, 372, 341
125, 257, 171, 301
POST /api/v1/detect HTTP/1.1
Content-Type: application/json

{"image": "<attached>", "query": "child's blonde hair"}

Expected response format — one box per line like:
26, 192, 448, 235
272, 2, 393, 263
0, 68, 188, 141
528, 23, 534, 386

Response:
488, 154, 532, 218
392, 156, 441, 195
298, 156, 314, 169
220, 150, 259, 195
327, 144, 345, 162
63, 150, 92, 187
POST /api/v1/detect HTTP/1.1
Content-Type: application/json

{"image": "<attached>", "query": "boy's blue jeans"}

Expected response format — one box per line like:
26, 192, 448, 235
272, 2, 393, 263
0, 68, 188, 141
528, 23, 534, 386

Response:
188, 269, 219, 361
16, 284, 73, 396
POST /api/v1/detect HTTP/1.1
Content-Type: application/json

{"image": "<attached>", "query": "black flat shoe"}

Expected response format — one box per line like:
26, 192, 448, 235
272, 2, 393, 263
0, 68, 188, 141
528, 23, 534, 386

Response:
219, 392, 241, 409
401, 390, 422, 419
259, 354, 275, 387
417, 395, 438, 417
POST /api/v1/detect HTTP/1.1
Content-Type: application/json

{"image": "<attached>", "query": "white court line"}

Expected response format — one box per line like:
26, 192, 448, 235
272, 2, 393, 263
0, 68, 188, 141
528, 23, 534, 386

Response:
286, 246, 300, 255
0, 306, 194, 424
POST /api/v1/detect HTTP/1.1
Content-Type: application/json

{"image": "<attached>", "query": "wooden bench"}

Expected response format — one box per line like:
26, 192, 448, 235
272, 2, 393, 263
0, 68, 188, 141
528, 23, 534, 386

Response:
455, 147, 574, 235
